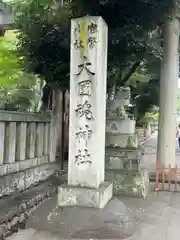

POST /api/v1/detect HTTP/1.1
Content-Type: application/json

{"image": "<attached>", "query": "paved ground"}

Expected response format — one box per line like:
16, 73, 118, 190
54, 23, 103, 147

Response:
7, 133, 180, 239
7, 191, 180, 239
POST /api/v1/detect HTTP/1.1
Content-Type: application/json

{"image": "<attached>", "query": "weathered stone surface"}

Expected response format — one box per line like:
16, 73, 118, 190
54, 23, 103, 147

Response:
58, 182, 113, 208
105, 116, 149, 198
105, 147, 142, 171
106, 118, 135, 134
26, 197, 135, 239
106, 133, 139, 149
16, 122, 27, 161
105, 155, 139, 171
68, 16, 108, 188
0, 109, 54, 204
43, 123, 50, 155
106, 147, 142, 158
0, 111, 50, 122
35, 123, 44, 157
4, 122, 16, 163
6, 229, 60, 240
0, 175, 63, 238
62, 16, 112, 208
0, 156, 48, 177
0, 163, 57, 197
26, 123, 36, 159
105, 168, 150, 198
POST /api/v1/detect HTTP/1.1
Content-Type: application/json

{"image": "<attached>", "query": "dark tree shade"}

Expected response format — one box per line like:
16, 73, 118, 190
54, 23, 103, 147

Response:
12, 0, 174, 90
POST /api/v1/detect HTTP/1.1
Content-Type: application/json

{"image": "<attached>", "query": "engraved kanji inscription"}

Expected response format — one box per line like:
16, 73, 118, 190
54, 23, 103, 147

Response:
75, 100, 94, 120
88, 22, 98, 34
76, 125, 92, 147
87, 21, 98, 49
78, 80, 92, 96
74, 39, 83, 49
75, 149, 92, 165
75, 56, 95, 76
73, 23, 83, 49
88, 36, 97, 49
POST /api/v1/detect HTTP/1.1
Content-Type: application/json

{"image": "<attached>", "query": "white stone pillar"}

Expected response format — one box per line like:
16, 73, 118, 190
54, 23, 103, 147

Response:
58, 16, 112, 208
157, 17, 180, 167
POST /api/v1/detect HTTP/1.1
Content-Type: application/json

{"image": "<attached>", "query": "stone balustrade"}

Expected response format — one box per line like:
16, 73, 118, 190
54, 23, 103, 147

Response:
0, 111, 57, 197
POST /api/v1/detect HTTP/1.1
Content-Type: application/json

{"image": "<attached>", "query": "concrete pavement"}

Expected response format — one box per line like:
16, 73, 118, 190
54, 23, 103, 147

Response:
7, 133, 180, 239
140, 131, 180, 173
7, 191, 180, 240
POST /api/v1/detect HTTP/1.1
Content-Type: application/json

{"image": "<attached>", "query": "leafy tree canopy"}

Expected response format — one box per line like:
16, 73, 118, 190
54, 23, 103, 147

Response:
0, 29, 41, 111
9, 0, 179, 116
11, 0, 176, 90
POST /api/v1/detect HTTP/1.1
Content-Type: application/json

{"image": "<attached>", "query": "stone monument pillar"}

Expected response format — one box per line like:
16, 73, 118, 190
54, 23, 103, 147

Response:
105, 87, 150, 198
58, 16, 112, 208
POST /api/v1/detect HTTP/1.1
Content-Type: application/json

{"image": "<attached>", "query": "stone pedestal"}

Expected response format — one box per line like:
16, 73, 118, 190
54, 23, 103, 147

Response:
58, 182, 112, 208
105, 116, 150, 198
58, 16, 112, 208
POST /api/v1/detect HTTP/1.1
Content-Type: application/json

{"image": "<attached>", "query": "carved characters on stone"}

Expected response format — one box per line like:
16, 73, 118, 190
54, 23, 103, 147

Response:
73, 20, 98, 167
75, 56, 95, 76
75, 149, 92, 166
75, 100, 94, 120
76, 125, 92, 147
87, 21, 98, 49
78, 80, 92, 96
73, 23, 83, 49
75, 125, 92, 166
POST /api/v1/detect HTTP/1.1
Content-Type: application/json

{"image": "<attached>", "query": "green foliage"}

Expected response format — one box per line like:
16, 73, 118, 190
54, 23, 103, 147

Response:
130, 75, 159, 119
0, 30, 40, 111
10, 0, 177, 116
137, 110, 159, 126
12, 0, 174, 90
0, 31, 21, 88
0, 30, 36, 88
0, 82, 42, 111
72, 0, 172, 87
12, 0, 71, 89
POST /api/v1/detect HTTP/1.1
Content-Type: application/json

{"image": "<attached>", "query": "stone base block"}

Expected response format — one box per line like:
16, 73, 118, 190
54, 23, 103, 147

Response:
57, 182, 113, 209
105, 169, 150, 199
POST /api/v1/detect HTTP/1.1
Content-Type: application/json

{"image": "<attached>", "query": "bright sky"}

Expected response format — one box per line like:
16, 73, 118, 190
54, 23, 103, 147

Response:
178, 78, 180, 88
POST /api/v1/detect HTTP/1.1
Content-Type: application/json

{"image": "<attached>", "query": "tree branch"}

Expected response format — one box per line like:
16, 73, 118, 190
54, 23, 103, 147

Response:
120, 60, 142, 86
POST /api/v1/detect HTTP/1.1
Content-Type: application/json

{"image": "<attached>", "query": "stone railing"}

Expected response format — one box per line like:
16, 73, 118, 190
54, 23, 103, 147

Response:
0, 111, 57, 197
